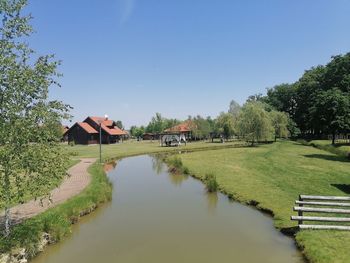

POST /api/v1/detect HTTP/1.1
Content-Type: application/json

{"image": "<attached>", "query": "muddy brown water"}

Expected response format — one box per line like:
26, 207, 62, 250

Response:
32, 155, 303, 263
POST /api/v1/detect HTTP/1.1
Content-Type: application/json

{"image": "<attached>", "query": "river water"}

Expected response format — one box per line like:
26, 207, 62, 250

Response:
32, 155, 303, 263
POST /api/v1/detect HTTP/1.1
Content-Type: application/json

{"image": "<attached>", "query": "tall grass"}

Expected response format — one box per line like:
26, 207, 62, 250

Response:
205, 173, 218, 192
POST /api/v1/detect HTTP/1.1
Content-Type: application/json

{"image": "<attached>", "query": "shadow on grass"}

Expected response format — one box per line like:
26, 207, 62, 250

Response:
303, 154, 349, 163
331, 184, 350, 194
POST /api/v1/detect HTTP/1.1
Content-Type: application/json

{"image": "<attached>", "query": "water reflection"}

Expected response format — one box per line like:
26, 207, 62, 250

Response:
168, 172, 189, 186
151, 155, 165, 175
206, 191, 218, 214
104, 162, 117, 173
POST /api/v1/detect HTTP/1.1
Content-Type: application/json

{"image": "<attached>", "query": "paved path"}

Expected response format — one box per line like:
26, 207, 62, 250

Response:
0, 158, 96, 226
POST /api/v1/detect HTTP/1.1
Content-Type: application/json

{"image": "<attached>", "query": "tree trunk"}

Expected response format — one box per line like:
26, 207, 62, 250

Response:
332, 132, 336, 145
4, 207, 10, 237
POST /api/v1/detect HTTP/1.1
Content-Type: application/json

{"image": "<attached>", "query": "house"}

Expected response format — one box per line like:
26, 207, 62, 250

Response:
160, 120, 197, 146
64, 116, 128, 145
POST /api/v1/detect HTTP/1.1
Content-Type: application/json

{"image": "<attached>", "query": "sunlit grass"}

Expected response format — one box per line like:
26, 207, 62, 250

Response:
178, 140, 350, 263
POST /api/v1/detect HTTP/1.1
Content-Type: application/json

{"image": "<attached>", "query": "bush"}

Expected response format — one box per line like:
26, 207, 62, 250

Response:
205, 173, 218, 192
69, 141, 75, 147
183, 166, 190, 174
169, 156, 183, 169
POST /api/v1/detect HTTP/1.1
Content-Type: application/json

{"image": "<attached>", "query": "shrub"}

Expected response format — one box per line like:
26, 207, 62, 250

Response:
205, 173, 218, 192
183, 166, 190, 174
169, 156, 183, 169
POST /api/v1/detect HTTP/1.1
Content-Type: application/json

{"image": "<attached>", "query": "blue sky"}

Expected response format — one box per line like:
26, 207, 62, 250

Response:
26, 0, 350, 128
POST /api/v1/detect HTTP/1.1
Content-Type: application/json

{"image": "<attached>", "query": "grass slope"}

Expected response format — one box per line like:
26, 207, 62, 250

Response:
176, 141, 350, 263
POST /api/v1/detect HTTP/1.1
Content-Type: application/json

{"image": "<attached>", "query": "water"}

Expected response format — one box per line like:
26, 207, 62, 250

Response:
32, 155, 303, 263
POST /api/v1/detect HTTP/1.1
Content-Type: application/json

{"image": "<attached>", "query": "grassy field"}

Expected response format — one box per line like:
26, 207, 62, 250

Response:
170, 140, 350, 263
66, 139, 245, 160
307, 140, 350, 158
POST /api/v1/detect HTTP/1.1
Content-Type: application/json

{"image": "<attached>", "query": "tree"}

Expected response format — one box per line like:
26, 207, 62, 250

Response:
0, 0, 71, 236
266, 83, 297, 118
216, 112, 235, 140
228, 100, 241, 117
115, 120, 124, 129
129, 125, 145, 138
311, 88, 350, 145
236, 102, 273, 145
192, 115, 212, 140
269, 111, 290, 141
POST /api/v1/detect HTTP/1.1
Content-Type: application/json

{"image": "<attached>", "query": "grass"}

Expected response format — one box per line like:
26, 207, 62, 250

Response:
171, 140, 350, 263
0, 162, 112, 258
305, 140, 350, 158
65, 139, 245, 161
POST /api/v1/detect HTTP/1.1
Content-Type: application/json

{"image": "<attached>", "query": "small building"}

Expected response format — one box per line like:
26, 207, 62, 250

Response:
160, 120, 196, 146
142, 133, 159, 141
64, 116, 128, 145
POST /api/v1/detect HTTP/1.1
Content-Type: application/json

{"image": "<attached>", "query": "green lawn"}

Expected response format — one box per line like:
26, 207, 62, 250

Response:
66, 139, 244, 160
174, 140, 350, 263
308, 140, 350, 158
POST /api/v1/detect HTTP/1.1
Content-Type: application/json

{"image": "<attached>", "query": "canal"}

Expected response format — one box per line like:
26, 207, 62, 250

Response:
32, 155, 303, 263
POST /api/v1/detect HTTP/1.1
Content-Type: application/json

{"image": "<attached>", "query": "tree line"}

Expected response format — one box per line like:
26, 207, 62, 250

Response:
129, 101, 291, 145
261, 53, 350, 144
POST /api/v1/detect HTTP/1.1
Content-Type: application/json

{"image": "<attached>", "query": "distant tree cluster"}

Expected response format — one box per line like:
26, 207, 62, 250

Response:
262, 53, 350, 144
128, 99, 290, 145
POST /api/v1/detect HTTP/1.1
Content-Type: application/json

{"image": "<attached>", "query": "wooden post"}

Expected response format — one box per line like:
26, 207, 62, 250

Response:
298, 195, 303, 225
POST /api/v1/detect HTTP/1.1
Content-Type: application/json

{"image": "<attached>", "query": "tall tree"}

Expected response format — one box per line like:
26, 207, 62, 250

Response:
269, 111, 290, 141
237, 102, 273, 145
228, 100, 241, 117
216, 112, 235, 140
0, 0, 71, 236
311, 88, 350, 144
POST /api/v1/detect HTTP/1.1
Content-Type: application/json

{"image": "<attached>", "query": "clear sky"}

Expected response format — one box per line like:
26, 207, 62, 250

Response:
26, 0, 350, 128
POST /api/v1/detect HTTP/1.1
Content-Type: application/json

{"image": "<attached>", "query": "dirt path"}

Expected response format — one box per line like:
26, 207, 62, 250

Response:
0, 158, 96, 226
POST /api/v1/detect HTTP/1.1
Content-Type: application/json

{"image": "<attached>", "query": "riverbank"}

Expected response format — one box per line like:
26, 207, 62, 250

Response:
165, 141, 350, 263
0, 161, 112, 262
0, 141, 244, 262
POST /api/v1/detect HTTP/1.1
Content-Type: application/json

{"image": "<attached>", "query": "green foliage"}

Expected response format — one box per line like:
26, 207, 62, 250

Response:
205, 173, 218, 192
114, 120, 124, 129
168, 156, 183, 169
311, 88, 350, 144
236, 102, 273, 145
265, 53, 350, 139
145, 113, 180, 134
0, 162, 112, 255
215, 112, 235, 140
192, 115, 213, 140
228, 100, 241, 117
269, 110, 290, 141
130, 125, 145, 138
0, 0, 71, 235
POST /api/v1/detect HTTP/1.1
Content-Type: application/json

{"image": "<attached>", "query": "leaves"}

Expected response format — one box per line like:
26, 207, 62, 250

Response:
0, 0, 71, 234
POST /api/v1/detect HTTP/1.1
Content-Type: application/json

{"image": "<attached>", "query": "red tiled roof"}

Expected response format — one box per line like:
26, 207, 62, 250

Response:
89, 116, 114, 127
101, 124, 127, 136
77, 122, 98, 134
164, 120, 196, 133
